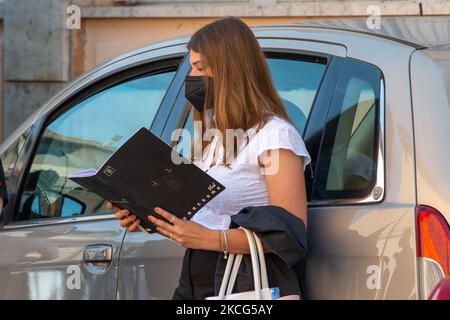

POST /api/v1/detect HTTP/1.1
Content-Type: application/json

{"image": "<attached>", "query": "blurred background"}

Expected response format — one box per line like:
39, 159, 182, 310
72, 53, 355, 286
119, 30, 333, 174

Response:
0, 0, 449, 142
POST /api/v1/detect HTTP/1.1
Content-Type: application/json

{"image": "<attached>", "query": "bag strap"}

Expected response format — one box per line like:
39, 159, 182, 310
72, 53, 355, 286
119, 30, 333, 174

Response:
253, 233, 269, 289
217, 228, 269, 300
218, 252, 236, 298
225, 254, 243, 295
242, 228, 262, 299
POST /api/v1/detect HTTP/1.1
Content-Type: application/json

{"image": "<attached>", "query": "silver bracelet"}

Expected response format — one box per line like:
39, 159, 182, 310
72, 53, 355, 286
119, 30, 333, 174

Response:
222, 229, 228, 259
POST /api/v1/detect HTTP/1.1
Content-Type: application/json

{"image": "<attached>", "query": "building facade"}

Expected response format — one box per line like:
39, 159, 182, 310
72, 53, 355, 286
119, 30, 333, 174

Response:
1, 0, 449, 140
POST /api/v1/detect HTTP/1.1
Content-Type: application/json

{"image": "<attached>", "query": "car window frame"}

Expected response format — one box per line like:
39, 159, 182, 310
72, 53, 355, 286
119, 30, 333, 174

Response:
308, 58, 386, 206
4, 55, 187, 229
302, 55, 346, 200
0, 127, 33, 225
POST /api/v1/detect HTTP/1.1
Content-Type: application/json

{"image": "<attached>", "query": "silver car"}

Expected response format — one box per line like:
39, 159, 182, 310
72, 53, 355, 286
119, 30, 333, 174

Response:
0, 17, 448, 300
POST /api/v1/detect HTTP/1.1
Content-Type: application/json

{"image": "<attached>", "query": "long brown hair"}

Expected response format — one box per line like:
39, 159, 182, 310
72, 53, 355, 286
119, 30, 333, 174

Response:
187, 17, 288, 164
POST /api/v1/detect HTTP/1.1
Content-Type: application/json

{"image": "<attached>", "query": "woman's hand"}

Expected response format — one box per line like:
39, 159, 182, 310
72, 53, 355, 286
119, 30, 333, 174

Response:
109, 202, 263, 254
149, 207, 217, 250
107, 202, 142, 232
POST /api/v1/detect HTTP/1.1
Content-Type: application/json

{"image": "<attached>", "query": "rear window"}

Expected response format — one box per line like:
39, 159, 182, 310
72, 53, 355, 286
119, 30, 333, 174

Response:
312, 58, 382, 200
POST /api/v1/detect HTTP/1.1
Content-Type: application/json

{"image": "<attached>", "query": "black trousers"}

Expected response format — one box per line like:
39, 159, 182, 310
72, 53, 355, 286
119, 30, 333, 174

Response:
172, 248, 220, 300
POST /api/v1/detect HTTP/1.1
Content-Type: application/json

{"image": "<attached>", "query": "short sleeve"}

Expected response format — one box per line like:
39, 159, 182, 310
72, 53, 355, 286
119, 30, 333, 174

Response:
250, 116, 311, 171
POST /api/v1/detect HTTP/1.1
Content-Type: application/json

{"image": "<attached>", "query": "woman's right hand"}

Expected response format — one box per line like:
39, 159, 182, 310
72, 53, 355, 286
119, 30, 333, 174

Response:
107, 202, 142, 232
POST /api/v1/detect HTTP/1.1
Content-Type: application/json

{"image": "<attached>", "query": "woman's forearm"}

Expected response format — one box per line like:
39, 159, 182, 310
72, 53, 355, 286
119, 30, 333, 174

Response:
204, 228, 268, 254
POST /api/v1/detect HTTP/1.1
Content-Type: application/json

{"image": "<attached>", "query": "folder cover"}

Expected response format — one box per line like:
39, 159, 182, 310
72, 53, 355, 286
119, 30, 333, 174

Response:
68, 127, 225, 233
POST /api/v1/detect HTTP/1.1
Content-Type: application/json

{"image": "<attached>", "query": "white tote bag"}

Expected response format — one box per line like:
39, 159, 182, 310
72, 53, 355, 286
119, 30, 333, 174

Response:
206, 228, 300, 300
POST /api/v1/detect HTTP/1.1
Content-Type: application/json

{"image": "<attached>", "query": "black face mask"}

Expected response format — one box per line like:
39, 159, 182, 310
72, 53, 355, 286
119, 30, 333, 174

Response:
184, 75, 212, 112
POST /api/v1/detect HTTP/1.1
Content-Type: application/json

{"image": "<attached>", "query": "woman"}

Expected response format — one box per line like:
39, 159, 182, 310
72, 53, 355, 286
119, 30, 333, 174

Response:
110, 17, 311, 300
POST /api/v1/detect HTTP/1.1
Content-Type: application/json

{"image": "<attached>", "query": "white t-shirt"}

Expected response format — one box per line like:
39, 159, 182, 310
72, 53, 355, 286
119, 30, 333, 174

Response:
192, 114, 311, 230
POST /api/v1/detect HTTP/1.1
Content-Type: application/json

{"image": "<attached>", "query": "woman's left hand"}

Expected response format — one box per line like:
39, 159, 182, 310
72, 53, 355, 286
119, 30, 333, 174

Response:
149, 207, 217, 250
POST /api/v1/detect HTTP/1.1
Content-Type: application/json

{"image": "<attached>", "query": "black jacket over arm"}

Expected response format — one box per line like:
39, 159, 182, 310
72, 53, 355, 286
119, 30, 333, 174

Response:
214, 205, 307, 298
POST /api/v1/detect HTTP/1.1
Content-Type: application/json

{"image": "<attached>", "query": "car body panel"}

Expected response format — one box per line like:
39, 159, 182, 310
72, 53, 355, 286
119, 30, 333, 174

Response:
307, 205, 418, 299
0, 219, 125, 299
117, 231, 186, 300
410, 47, 450, 219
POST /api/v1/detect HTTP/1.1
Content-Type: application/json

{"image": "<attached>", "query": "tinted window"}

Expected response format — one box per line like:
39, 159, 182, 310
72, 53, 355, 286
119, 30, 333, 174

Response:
16, 68, 177, 221
313, 58, 382, 200
267, 55, 327, 135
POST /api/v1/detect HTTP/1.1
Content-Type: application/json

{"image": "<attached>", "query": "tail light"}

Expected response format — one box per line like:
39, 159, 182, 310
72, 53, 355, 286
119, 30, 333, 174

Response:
416, 205, 450, 299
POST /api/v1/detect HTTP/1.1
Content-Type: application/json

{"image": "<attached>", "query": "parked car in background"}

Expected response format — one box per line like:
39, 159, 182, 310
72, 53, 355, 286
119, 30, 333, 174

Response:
0, 17, 448, 300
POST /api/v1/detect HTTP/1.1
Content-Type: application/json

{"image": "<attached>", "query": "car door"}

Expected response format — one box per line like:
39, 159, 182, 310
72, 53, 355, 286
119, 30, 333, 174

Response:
115, 38, 347, 299
0, 49, 184, 299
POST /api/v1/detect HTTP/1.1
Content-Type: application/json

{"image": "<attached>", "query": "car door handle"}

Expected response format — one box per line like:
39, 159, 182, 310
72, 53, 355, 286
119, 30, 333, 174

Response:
83, 244, 113, 262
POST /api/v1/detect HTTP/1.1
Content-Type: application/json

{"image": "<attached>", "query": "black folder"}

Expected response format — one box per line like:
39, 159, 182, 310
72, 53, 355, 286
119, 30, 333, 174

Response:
68, 127, 225, 233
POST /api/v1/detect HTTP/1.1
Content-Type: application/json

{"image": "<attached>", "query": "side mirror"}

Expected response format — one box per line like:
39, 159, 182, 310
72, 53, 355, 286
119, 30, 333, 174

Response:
60, 194, 87, 217
30, 192, 87, 218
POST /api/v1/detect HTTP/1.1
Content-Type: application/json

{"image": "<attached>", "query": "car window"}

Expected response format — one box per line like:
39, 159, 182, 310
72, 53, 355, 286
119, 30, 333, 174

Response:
266, 55, 327, 135
175, 54, 327, 157
312, 58, 382, 200
15, 68, 177, 222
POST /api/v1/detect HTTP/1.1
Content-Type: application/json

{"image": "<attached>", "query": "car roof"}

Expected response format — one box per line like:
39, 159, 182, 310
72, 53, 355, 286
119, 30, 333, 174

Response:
114, 17, 450, 62
266, 17, 450, 49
